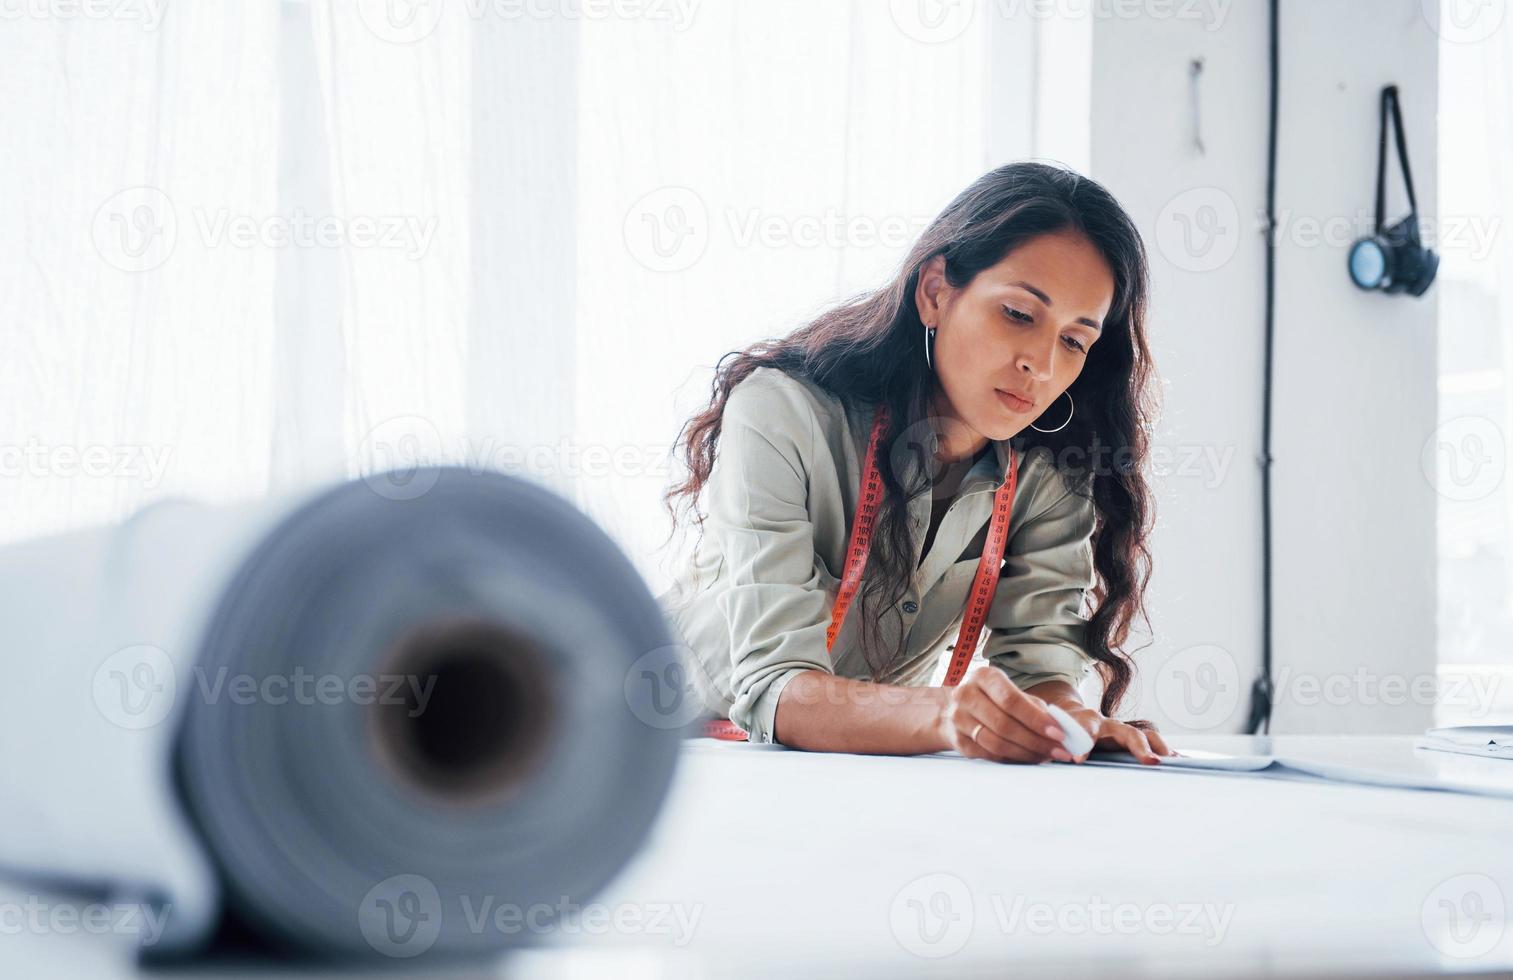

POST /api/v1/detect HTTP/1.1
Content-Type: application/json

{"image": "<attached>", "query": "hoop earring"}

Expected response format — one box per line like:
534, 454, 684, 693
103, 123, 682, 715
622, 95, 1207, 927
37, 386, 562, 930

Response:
924, 326, 937, 371
1029, 390, 1074, 433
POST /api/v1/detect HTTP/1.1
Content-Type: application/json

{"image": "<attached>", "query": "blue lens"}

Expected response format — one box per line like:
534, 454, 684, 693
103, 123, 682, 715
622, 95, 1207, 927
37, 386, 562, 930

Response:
1350, 239, 1387, 288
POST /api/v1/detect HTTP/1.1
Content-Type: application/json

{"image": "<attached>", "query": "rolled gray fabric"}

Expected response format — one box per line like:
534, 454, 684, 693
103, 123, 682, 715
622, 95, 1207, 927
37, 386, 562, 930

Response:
0, 466, 683, 961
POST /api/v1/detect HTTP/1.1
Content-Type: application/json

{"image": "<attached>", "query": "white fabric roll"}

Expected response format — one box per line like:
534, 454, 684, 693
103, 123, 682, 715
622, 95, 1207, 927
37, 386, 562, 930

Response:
0, 466, 683, 961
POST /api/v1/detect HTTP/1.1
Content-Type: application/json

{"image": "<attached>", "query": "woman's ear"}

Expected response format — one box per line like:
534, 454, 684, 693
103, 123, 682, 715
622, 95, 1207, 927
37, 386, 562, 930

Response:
914, 254, 948, 328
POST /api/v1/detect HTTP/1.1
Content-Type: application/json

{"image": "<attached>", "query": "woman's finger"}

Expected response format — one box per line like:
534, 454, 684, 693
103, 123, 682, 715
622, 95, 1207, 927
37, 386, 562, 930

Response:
1109, 722, 1160, 764
954, 713, 1047, 763
960, 707, 1071, 763
956, 710, 1065, 765
970, 667, 1064, 741
958, 687, 1064, 759
1141, 725, 1174, 757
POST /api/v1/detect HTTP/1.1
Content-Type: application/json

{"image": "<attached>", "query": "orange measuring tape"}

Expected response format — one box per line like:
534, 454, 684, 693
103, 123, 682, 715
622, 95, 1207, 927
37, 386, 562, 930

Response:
702, 404, 1020, 740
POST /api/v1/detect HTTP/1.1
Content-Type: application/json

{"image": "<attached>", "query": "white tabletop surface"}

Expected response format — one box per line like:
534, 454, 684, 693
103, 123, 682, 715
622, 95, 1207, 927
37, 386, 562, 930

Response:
4, 735, 1512, 978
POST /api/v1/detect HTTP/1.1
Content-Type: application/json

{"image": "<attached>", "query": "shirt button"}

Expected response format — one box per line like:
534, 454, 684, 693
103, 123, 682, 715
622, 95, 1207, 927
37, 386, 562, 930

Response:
902, 600, 919, 614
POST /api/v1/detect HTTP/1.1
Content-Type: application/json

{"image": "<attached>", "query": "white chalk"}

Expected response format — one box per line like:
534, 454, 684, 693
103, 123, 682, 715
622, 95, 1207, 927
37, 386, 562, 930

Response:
1045, 702, 1095, 757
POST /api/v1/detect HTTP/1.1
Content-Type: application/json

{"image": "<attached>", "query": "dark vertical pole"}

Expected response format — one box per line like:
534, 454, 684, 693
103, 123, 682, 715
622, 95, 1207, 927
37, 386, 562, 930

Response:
1247, 0, 1280, 735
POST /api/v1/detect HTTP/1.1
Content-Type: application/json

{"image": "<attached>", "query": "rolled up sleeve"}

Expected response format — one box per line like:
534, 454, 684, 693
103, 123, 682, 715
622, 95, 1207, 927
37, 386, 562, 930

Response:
707, 380, 834, 743
982, 477, 1098, 693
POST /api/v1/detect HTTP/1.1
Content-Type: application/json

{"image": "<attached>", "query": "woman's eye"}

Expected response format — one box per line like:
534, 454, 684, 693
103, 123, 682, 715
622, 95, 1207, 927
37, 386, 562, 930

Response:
1002, 305, 1033, 323
1061, 335, 1088, 354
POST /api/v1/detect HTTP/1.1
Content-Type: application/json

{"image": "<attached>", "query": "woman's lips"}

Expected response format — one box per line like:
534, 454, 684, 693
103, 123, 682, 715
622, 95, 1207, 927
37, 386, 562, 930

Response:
996, 388, 1034, 413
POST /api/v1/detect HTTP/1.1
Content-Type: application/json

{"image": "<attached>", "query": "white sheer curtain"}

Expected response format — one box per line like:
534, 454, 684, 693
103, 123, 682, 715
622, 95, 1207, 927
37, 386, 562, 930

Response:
0, 0, 475, 543
0, 4, 284, 541
1434, 1, 1513, 723
0, 0, 1033, 599
574, 3, 1002, 593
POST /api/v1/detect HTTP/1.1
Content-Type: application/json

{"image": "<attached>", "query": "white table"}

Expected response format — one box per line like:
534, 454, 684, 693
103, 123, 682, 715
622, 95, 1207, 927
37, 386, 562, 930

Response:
4, 736, 1511, 978
536, 735, 1513, 978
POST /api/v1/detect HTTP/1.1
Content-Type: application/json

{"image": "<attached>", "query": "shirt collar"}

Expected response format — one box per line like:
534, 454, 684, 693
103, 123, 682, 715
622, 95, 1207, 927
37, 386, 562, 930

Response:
957, 438, 1016, 496
909, 423, 1014, 497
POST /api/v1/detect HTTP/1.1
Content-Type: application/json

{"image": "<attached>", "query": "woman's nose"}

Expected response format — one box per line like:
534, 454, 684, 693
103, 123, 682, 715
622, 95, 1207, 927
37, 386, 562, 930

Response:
1015, 335, 1056, 382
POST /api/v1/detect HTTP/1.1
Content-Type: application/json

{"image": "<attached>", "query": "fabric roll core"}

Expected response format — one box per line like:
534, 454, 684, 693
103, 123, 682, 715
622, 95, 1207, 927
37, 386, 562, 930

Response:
371, 616, 558, 804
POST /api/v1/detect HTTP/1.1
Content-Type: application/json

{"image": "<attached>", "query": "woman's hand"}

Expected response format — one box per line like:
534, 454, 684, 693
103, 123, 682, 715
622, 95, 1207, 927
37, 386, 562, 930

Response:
936, 667, 1077, 764
1053, 704, 1172, 765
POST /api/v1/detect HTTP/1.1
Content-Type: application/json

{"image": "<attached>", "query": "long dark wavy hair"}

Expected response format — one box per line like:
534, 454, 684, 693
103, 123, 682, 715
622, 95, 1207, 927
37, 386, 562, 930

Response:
662, 161, 1158, 718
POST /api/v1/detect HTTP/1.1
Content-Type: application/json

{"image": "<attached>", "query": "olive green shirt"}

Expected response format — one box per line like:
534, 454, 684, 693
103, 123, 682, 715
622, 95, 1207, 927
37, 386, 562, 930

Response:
657, 366, 1097, 744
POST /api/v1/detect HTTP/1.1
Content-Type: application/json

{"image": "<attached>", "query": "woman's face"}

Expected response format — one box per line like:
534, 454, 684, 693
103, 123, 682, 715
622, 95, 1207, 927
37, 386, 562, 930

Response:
915, 229, 1115, 457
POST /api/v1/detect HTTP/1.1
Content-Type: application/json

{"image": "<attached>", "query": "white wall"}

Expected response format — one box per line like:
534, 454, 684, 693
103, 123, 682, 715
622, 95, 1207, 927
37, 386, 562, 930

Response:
1271, 2, 1438, 733
1087, 0, 1438, 733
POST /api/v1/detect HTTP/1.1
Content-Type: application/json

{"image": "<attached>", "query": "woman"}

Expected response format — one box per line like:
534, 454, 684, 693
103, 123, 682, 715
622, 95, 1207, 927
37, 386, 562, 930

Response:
658, 161, 1171, 765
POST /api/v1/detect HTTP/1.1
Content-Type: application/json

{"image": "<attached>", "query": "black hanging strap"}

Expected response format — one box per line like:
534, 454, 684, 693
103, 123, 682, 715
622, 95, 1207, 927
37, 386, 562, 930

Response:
1374, 85, 1420, 232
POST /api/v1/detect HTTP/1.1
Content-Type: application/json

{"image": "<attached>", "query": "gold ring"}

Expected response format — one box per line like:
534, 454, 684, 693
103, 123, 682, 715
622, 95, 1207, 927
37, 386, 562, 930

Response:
971, 722, 984, 743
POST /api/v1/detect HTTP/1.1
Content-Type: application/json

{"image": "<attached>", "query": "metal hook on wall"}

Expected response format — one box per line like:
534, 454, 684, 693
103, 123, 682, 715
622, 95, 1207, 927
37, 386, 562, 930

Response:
1189, 57, 1206, 155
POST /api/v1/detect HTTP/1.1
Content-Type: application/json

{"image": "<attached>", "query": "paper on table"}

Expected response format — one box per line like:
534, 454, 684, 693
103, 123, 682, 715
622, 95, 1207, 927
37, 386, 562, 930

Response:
1089, 748, 1275, 771
1086, 739, 1513, 799
1416, 725, 1513, 760
704, 734, 1513, 798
